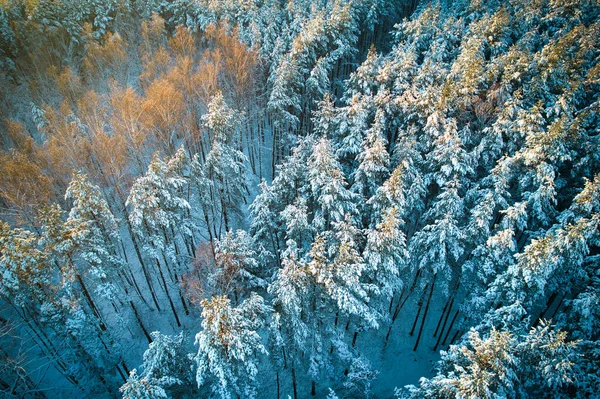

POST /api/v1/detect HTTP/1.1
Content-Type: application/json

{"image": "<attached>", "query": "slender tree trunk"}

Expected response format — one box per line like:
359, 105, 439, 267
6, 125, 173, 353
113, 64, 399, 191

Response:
271, 127, 277, 179
155, 258, 181, 327
385, 269, 423, 344
548, 293, 566, 321
352, 330, 359, 347
433, 296, 452, 338
21, 309, 71, 376
178, 287, 190, 316
202, 209, 215, 255
441, 310, 459, 347
122, 360, 130, 375
128, 225, 161, 310
130, 301, 152, 344
115, 187, 162, 310
282, 346, 287, 369
160, 249, 176, 284
434, 298, 454, 352
409, 283, 429, 337
75, 272, 107, 331
118, 240, 149, 306
220, 190, 230, 233
116, 365, 127, 383
291, 366, 298, 399
413, 274, 436, 351
449, 329, 462, 346
0, 346, 49, 398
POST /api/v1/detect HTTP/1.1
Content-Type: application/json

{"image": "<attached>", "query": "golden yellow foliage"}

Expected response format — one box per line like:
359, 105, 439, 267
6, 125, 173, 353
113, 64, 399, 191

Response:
139, 47, 171, 89
83, 30, 128, 81
0, 151, 53, 223
54, 66, 83, 106
141, 78, 185, 152
169, 25, 196, 60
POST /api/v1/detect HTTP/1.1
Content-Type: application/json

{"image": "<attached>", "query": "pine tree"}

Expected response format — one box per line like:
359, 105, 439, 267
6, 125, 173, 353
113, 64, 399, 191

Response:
342, 356, 379, 399
213, 230, 265, 301
269, 247, 312, 350
308, 217, 378, 328
345, 44, 380, 98
249, 180, 281, 265
194, 293, 269, 399
203, 93, 249, 233
127, 149, 192, 325
335, 95, 371, 164
0, 222, 50, 306
120, 331, 195, 397
280, 196, 313, 251
308, 137, 358, 230
410, 178, 466, 285
403, 322, 580, 399
352, 109, 391, 224
120, 370, 168, 399
518, 320, 579, 393
363, 206, 408, 302
127, 149, 192, 262
370, 135, 426, 225
65, 172, 127, 302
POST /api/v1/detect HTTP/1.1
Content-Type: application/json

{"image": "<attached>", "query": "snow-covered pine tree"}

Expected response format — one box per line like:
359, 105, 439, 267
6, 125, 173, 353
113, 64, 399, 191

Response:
202, 92, 249, 233
269, 246, 312, 351
213, 230, 265, 302
65, 172, 130, 303
308, 216, 379, 329
308, 137, 358, 231
352, 109, 391, 225
194, 293, 269, 399
121, 331, 195, 397
249, 179, 281, 266
120, 369, 167, 399
268, 246, 314, 398
126, 148, 193, 325
402, 322, 580, 399
363, 206, 408, 304
280, 196, 314, 252
127, 148, 192, 266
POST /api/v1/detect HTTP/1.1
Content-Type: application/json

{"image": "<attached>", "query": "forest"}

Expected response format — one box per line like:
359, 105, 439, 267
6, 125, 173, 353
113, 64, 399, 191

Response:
0, 0, 599, 398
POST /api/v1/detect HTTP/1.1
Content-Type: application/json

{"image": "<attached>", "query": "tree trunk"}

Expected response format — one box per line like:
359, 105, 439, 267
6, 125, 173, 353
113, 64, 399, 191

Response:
409, 283, 429, 337
548, 293, 566, 321
433, 296, 452, 338
75, 272, 107, 331
385, 269, 423, 344
413, 274, 436, 351
119, 241, 149, 306
129, 228, 161, 311
449, 329, 462, 346
130, 301, 152, 344
441, 310, 459, 347
434, 297, 454, 352
155, 258, 181, 327
116, 365, 127, 383
291, 366, 298, 399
